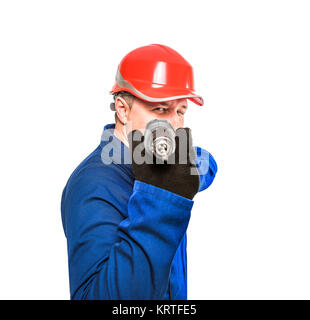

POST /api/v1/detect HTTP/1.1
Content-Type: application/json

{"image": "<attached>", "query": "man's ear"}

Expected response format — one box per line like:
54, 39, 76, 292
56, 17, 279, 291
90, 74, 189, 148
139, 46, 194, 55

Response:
115, 97, 130, 125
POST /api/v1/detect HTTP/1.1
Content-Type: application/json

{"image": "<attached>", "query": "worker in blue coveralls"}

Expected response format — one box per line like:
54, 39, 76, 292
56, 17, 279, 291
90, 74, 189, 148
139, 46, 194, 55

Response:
61, 44, 218, 300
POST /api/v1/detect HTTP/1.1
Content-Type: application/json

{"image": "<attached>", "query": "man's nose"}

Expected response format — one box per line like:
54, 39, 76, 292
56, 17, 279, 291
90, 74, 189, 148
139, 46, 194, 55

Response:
168, 115, 182, 131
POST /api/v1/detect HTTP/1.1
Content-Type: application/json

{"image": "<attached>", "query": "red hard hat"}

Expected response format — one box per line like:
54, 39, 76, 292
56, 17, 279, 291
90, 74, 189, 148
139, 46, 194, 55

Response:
110, 44, 204, 106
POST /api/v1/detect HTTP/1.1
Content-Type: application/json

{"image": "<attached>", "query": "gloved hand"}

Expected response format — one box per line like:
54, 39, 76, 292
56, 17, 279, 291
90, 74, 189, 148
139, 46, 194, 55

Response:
128, 127, 200, 200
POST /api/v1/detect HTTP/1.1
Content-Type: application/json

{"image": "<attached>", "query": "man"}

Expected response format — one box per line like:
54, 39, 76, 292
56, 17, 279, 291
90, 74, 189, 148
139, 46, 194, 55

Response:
61, 44, 217, 300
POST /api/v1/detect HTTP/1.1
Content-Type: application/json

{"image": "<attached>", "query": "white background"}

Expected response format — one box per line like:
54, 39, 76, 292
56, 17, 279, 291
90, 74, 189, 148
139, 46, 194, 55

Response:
0, 0, 309, 300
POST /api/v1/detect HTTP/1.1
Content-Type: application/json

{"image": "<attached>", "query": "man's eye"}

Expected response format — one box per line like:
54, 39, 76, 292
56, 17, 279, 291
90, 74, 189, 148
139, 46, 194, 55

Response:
153, 107, 167, 112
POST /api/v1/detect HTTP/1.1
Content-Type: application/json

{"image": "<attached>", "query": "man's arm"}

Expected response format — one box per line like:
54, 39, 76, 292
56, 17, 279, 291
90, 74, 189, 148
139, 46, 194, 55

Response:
194, 146, 218, 192
62, 175, 193, 300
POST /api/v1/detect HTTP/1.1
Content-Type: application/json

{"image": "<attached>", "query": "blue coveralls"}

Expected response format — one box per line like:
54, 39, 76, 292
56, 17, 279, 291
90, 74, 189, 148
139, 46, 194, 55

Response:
61, 123, 217, 300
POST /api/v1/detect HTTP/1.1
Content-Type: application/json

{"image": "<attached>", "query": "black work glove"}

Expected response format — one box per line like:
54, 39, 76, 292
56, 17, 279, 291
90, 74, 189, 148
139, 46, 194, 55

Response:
128, 127, 200, 200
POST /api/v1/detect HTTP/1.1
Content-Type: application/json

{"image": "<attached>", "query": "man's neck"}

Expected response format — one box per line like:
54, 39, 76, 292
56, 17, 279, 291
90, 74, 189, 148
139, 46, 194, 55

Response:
113, 121, 129, 147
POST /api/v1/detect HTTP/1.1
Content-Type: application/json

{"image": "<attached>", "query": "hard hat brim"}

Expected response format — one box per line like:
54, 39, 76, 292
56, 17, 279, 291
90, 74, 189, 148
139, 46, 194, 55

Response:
110, 82, 204, 106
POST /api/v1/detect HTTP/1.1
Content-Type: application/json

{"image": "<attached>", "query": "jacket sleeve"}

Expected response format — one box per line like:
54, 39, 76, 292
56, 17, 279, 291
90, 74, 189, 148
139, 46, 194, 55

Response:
62, 176, 193, 300
194, 146, 218, 192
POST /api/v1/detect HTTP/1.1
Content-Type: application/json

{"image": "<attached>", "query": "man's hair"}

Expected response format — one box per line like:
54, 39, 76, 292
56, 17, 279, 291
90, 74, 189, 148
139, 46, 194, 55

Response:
113, 91, 135, 123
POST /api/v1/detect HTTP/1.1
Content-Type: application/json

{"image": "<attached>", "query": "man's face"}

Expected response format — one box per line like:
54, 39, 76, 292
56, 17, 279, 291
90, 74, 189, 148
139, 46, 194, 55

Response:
125, 98, 188, 136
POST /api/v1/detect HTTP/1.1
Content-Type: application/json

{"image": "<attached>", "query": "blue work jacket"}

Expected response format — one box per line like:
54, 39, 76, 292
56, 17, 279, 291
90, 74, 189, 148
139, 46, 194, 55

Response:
61, 123, 217, 300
